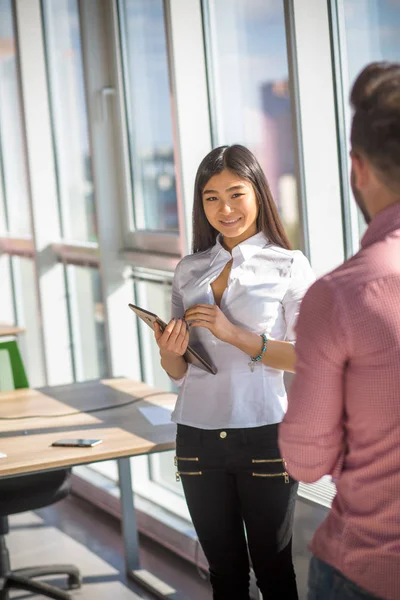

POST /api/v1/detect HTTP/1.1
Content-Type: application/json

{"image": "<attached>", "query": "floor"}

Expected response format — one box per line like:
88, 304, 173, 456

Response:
6, 494, 328, 599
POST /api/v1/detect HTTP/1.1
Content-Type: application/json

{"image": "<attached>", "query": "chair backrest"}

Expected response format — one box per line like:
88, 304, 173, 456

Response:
0, 341, 29, 391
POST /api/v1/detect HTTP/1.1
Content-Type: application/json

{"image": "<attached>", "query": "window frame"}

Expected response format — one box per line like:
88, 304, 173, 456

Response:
41, 0, 98, 245
328, 0, 361, 259
114, 0, 182, 255
201, 0, 307, 253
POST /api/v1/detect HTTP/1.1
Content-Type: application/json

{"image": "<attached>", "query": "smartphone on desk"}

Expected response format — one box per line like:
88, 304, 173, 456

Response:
51, 439, 103, 448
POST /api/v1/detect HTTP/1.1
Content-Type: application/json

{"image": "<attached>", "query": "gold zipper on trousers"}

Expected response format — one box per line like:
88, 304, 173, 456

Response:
174, 456, 199, 466
252, 471, 290, 483
174, 456, 201, 481
252, 458, 285, 464
175, 471, 202, 482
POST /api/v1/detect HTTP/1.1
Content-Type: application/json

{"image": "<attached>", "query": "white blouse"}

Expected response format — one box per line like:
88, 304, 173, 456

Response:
170, 231, 315, 429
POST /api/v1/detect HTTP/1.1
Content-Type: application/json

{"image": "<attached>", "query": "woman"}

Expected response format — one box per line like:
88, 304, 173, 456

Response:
154, 145, 314, 599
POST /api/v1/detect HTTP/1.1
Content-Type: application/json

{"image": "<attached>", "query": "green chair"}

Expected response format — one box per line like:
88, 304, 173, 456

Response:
0, 340, 29, 391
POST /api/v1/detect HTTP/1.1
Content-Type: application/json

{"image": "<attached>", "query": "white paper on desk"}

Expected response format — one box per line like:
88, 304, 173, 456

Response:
138, 405, 174, 426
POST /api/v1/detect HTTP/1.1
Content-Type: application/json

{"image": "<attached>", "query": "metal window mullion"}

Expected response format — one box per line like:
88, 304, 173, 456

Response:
132, 281, 146, 384
39, 0, 67, 241
0, 120, 11, 235
109, 0, 139, 241
200, 0, 224, 147
283, 0, 310, 258
115, 0, 143, 232
164, 0, 213, 255
282, 0, 344, 277
0, 140, 17, 335
78, 0, 141, 381
62, 262, 78, 382
328, 0, 360, 258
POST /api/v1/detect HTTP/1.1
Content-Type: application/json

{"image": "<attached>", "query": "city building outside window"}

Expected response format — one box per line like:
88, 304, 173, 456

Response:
203, 0, 301, 249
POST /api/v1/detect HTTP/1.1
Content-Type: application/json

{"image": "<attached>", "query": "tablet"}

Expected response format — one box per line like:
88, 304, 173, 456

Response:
128, 303, 217, 375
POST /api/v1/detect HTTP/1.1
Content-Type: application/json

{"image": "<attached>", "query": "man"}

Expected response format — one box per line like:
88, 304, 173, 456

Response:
279, 61, 400, 600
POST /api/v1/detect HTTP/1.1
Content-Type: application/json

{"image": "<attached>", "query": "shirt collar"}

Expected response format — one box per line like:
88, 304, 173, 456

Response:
210, 231, 268, 266
361, 202, 400, 249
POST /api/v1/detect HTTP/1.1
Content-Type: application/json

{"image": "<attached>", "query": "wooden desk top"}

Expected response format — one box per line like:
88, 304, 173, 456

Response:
0, 324, 25, 338
0, 378, 177, 478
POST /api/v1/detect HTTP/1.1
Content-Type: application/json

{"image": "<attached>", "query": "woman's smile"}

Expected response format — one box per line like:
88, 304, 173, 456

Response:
218, 217, 242, 227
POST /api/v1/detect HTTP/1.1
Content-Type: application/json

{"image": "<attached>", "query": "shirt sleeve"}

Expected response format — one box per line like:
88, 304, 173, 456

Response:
169, 260, 186, 387
171, 260, 185, 320
279, 276, 350, 483
282, 251, 316, 342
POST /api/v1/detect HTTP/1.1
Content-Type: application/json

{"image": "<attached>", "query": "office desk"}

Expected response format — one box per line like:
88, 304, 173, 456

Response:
0, 378, 183, 599
0, 325, 25, 338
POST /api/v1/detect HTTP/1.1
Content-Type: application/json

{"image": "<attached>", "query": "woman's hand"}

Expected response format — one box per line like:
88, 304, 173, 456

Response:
184, 304, 236, 343
154, 318, 189, 358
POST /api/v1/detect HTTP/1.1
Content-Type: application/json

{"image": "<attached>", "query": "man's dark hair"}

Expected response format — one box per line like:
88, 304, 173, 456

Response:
350, 61, 400, 192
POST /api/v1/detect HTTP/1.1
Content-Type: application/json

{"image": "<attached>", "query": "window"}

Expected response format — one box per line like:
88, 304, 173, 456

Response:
333, 0, 400, 246
66, 265, 108, 381
0, 0, 31, 236
0, 1, 46, 386
42, 0, 96, 243
118, 0, 179, 237
42, 0, 108, 382
204, 0, 301, 248
87, 269, 188, 518
342, 0, 400, 82
12, 257, 44, 387
134, 273, 185, 500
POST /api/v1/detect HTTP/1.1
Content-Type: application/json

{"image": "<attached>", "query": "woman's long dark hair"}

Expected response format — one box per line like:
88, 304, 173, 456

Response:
192, 144, 291, 253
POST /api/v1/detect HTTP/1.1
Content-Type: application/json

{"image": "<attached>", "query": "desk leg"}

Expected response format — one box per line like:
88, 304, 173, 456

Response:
117, 458, 187, 600
118, 457, 140, 571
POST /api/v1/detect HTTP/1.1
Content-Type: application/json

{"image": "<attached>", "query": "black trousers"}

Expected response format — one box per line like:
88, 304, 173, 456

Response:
175, 423, 299, 600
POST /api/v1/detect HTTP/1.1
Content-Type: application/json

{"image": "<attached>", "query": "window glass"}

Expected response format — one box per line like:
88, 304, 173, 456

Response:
342, 0, 400, 83
42, 0, 96, 242
87, 274, 186, 508
340, 0, 400, 237
12, 257, 45, 387
0, 255, 14, 324
119, 0, 178, 233
135, 278, 174, 390
134, 276, 184, 496
0, 0, 31, 236
67, 266, 108, 381
205, 0, 300, 248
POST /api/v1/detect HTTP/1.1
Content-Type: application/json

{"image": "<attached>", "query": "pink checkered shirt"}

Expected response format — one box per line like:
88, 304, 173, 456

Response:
279, 202, 400, 600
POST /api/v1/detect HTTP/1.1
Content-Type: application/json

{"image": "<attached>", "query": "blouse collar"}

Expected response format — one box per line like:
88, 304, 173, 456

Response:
210, 231, 268, 266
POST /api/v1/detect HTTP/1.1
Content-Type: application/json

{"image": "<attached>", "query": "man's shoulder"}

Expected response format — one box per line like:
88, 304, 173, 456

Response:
307, 243, 399, 307
301, 254, 364, 310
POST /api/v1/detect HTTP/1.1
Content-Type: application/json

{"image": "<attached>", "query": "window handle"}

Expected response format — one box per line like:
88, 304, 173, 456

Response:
100, 86, 116, 122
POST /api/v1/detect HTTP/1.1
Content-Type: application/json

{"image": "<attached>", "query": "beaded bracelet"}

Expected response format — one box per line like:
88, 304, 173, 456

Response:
248, 333, 268, 372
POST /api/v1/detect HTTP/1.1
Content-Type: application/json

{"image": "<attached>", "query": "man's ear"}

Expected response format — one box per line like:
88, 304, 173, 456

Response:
350, 150, 369, 188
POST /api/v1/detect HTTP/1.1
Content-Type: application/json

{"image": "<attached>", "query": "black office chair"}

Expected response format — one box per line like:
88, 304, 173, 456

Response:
0, 469, 81, 600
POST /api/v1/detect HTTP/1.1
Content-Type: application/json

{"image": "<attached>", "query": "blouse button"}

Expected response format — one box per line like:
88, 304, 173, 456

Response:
220, 431, 227, 439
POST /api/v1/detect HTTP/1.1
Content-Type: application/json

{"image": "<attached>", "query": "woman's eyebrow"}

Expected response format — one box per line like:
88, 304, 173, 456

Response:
202, 184, 246, 195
